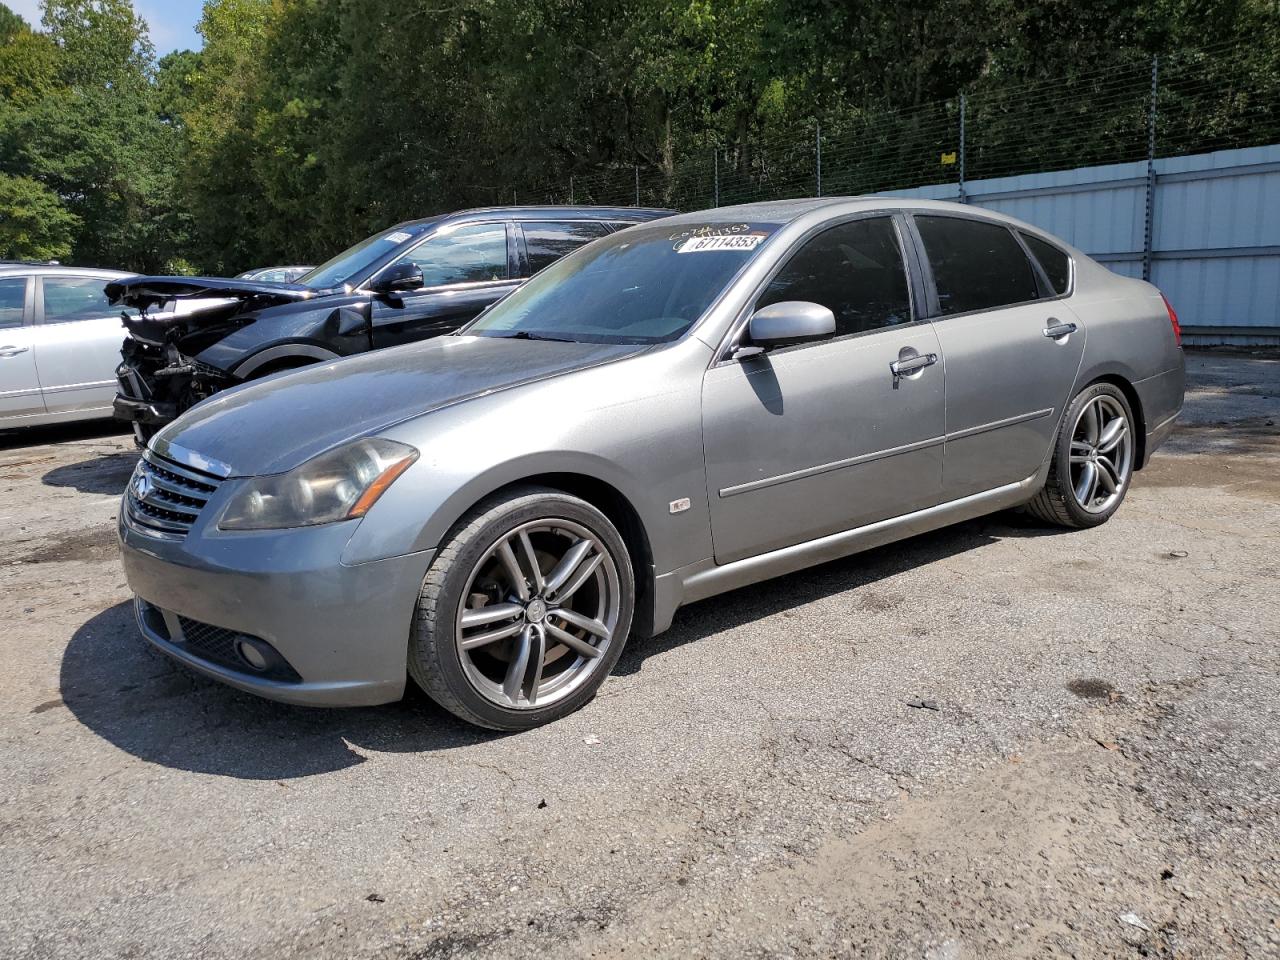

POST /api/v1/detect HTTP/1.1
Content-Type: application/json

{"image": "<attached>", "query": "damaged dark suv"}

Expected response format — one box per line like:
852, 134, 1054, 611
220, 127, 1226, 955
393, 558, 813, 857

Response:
109, 205, 672, 441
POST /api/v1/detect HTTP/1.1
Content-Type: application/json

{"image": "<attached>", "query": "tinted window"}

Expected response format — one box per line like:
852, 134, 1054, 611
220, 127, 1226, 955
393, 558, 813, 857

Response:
522, 221, 610, 275
467, 221, 777, 344
42, 277, 114, 323
298, 223, 430, 289
0, 277, 25, 329
915, 216, 1039, 315
1021, 232, 1072, 295
757, 217, 911, 338
401, 223, 508, 287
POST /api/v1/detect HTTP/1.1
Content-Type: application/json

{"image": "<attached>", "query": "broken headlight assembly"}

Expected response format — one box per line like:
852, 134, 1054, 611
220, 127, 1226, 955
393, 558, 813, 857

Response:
219, 438, 419, 530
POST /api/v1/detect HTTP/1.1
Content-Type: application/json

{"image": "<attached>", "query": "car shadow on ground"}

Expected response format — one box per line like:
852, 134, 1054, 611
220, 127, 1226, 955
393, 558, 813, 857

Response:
0, 419, 131, 451
42, 451, 140, 495
59, 512, 1067, 781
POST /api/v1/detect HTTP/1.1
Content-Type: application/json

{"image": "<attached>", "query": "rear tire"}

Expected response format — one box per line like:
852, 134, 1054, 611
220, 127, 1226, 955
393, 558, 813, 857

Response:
1024, 382, 1136, 529
409, 485, 634, 731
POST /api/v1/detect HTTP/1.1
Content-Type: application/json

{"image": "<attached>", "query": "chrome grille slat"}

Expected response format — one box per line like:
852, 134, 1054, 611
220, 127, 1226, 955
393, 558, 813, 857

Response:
126, 451, 222, 538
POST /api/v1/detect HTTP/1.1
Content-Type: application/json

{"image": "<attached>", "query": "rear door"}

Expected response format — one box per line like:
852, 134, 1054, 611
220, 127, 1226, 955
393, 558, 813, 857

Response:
0, 275, 43, 421
369, 221, 519, 348
909, 214, 1085, 498
702, 214, 945, 563
34, 274, 128, 415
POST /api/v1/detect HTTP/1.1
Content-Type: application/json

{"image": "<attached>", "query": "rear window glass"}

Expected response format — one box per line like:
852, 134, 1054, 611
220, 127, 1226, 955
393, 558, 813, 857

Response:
915, 216, 1039, 315
522, 221, 610, 275
0, 277, 25, 328
42, 277, 115, 323
1021, 232, 1072, 295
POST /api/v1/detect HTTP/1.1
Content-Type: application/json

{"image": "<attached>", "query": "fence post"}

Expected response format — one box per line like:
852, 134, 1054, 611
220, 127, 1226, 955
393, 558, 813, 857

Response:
815, 121, 823, 197
1143, 56, 1159, 282
958, 93, 967, 203
569, 175, 575, 204
635, 166, 640, 206
713, 148, 720, 207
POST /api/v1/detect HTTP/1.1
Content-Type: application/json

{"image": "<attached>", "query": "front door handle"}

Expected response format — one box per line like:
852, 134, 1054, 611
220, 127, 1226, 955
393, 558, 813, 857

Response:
890, 352, 938, 378
0, 345, 29, 358
1043, 319, 1077, 340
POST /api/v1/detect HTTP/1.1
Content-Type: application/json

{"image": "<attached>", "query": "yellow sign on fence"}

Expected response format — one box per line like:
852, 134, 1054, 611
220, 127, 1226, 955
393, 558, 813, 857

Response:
940, 151, 957, 166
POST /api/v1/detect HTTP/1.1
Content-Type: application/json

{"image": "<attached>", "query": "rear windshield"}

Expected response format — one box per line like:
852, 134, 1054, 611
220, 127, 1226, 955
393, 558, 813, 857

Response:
465, 221, 778, 344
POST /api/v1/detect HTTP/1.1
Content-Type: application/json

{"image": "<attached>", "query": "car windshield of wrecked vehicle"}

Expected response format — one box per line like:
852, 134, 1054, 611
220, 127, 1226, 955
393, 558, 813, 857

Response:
465, 222, 777, 344
297, 223, 431, 289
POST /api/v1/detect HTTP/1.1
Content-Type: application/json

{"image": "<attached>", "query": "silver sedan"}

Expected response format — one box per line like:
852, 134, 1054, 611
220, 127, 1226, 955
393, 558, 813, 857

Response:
118, 198, 1185, 729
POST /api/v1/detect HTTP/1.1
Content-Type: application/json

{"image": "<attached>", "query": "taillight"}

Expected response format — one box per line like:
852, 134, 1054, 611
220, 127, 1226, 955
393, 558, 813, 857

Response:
1161, 293, 1182, 347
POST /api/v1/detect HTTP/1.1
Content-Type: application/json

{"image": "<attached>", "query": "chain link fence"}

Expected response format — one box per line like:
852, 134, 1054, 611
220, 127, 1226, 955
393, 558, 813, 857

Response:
493, 37, 1280, 211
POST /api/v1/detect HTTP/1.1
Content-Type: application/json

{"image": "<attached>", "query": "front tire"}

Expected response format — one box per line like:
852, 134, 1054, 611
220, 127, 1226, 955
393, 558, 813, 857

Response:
1025, 382, 1136, 529
409, 485, 634, 730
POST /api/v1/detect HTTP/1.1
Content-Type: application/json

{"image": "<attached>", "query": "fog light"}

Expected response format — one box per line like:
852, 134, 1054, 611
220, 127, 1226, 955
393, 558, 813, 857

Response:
236, 637, 270, 671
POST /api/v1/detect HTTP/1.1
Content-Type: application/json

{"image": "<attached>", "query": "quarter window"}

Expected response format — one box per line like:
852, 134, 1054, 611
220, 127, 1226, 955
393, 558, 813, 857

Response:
41, 277, 114, 324
757, 217, 912, 338
1020, 232, 1072, 295
0, 277, 25, 328
915, 216, 1039, 315
399, 223, 509, 287
522, 221, 611, 275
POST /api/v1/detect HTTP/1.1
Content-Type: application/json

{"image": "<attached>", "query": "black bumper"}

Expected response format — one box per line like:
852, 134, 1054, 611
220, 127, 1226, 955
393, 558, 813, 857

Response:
113, 394, 176, 426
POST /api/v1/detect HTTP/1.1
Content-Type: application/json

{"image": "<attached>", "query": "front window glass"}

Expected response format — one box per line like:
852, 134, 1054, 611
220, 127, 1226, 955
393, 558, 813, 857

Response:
466, 221, 778, 344
42, 277, 116, 323
297, 223, 429, 289
0, 277, 25, 328
757, 217, 912, 337
915, 216, 1039, 315
399, 222, 509, 286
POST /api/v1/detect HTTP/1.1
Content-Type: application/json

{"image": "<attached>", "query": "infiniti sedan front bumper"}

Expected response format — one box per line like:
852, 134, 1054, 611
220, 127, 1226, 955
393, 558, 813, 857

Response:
119, 505, 434, 707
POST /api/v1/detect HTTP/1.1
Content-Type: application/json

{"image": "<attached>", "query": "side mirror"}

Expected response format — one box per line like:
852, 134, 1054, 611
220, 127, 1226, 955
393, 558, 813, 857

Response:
370, 261, 423, 294
735, 301, 836, 359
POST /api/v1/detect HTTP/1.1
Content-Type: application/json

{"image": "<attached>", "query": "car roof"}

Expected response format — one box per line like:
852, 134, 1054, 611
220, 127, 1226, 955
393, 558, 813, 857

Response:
389, 205, 675, 231
654, 196, 1044, 230
0, 264, 132, 279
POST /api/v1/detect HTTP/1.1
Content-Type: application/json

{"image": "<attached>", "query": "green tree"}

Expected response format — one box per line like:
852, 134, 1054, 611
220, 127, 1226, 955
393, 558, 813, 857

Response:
0, 172, 79, 259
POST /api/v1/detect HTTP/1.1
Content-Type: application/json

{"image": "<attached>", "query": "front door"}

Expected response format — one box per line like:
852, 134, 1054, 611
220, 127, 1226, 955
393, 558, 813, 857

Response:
35, 275, 127, 415
702, 216, 946, 564
0, 276, 43, 421
910, 214, 1086, 497
370, 221, 519, 348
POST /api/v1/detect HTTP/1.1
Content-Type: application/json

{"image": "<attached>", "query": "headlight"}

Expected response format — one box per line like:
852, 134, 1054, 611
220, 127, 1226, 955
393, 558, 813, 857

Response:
219, 438, 419, 531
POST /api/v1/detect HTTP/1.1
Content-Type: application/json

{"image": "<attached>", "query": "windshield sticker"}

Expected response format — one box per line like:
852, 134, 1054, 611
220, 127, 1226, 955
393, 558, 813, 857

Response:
385, 231, 413, 244
676, 233, 766, 254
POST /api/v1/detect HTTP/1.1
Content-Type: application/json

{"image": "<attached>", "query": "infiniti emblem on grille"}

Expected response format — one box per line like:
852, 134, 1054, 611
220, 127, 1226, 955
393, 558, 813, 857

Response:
132, 470, 153, 500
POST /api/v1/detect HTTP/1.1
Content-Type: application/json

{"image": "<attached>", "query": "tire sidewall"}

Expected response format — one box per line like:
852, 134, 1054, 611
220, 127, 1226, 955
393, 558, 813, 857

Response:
1054, 382, 1136, 528
417, 492, 634, 730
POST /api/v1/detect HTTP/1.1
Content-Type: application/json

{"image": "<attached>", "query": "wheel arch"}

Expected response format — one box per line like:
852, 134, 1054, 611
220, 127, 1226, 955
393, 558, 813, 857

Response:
232, 343, 341, 379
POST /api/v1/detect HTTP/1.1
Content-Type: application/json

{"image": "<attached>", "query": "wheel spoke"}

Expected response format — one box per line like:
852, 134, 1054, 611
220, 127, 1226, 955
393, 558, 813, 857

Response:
459, 602, 524, 628
503, 625, 533, 702
524, 625, 547, 705
517, 530, 544, 594
545, 620, 603, 659
1082, 401, 1101, 444
1075, 461, 1098, 505
1097, 419, 1128, 454
1096, 456, 1120, 494
459, 619, 524, 650
543, 538, 595, 597
553, 553, 604, 603
496, 538, 530, 601
553, 607, 610, 640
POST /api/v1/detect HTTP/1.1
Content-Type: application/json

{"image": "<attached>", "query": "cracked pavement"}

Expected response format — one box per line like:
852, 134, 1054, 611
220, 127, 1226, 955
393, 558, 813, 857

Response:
0, 350, 1277, 958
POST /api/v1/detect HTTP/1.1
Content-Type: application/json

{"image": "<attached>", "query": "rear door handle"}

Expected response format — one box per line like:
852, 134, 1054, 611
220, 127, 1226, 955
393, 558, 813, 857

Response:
1043, 320, 1077, 340
0, 345, 29, 358
889, 352, 938, 378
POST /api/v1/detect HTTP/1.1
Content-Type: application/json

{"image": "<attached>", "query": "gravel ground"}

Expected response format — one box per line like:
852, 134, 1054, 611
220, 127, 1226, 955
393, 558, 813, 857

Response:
0, 350, 1277, 959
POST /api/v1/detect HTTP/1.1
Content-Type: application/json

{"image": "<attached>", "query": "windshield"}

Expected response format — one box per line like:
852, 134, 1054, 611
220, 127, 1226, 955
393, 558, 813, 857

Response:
465, 221, 777, 344
297, 223, 430, 289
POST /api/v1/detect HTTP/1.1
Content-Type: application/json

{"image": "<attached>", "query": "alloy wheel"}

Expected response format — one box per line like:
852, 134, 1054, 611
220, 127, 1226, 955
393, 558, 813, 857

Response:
1068, 394, 1133, 514
454, 518, 621, 709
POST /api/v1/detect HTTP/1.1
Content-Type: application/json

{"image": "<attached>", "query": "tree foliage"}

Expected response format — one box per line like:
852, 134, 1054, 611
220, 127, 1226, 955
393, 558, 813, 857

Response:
1, 0, 1276, 272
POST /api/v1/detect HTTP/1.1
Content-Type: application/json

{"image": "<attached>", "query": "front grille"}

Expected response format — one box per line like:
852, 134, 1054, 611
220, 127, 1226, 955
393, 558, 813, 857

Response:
125, 452, 222, 537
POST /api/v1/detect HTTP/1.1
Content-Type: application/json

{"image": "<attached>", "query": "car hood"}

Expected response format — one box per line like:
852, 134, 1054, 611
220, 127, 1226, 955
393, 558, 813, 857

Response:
153, 335, 646, 477
105, 275, 316, 313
